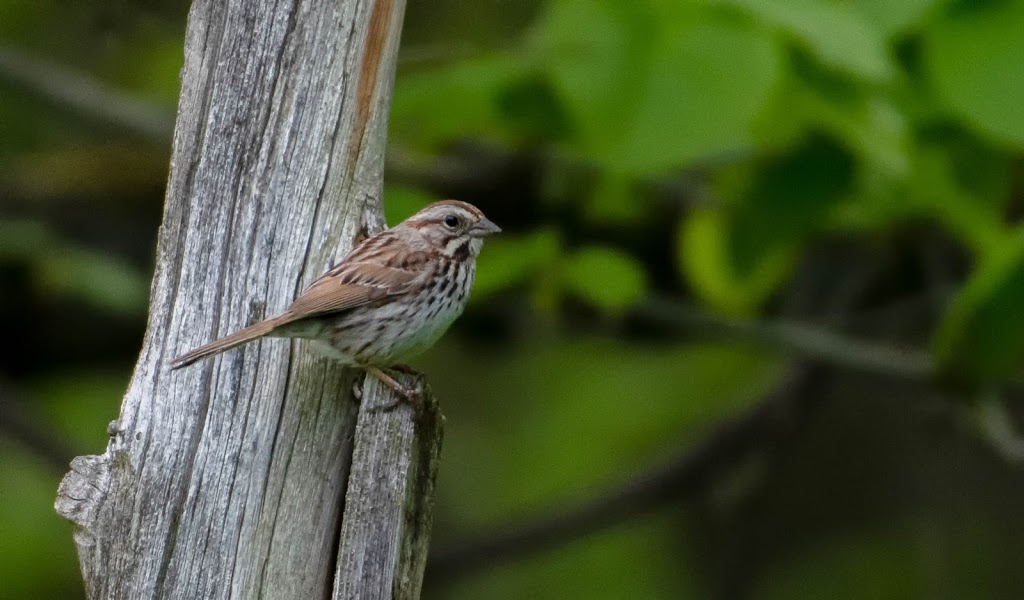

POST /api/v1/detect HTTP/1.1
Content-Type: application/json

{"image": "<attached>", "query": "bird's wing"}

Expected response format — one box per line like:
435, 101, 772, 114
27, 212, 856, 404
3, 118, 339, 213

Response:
278, 239, 430, 323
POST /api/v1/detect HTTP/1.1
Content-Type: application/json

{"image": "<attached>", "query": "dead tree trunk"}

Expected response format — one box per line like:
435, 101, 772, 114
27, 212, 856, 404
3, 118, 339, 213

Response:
53, 0, 444, 598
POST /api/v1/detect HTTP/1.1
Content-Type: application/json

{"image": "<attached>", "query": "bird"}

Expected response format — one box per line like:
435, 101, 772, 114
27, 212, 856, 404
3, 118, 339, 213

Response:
170, 200, 500, 401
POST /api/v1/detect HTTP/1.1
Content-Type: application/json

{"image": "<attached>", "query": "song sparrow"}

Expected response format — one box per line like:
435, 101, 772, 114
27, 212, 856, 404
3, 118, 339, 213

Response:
171, 200, 500, 399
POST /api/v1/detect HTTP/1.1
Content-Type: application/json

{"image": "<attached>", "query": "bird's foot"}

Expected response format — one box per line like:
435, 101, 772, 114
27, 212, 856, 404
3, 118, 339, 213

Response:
363, 365, 425, 417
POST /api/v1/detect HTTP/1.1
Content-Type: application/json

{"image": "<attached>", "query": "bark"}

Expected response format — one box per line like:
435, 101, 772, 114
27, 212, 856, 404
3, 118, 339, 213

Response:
53, 0, 443, 598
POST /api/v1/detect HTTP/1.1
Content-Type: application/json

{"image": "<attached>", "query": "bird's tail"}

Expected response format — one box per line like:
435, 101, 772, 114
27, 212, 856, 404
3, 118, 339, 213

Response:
170, 318, 281, 370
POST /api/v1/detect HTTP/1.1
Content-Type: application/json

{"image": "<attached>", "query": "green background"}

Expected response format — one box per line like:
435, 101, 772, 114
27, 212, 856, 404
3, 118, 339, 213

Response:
3, 0, 1024, 597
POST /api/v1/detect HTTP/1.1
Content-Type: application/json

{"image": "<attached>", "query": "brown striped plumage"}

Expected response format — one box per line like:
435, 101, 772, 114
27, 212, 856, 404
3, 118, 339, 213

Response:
170, 200, 500, 396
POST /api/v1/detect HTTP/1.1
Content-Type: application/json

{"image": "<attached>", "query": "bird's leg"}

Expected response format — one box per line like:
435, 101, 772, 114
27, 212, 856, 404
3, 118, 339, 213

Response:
363, 366, 424, 416
363, 365, 409, 395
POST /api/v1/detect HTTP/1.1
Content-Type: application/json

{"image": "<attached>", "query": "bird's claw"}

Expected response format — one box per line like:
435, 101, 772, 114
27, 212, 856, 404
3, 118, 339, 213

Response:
364, 366, 426, 418
370, 383, 425, 417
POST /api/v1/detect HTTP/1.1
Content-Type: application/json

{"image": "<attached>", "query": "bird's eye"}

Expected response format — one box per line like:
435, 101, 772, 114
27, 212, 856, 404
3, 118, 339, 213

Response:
444, 215, 459, 228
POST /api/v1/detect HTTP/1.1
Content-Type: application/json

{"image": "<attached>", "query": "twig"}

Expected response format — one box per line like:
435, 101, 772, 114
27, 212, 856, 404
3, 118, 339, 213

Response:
427, 260, 886, 585
0, 44, 174, 140
976, 390, 1024, 463
0, 45, 750, 216
636, 297, 936, 381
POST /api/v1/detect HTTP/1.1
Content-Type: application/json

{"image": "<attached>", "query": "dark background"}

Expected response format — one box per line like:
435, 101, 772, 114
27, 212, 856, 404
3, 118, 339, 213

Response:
3, 0, 1024, 598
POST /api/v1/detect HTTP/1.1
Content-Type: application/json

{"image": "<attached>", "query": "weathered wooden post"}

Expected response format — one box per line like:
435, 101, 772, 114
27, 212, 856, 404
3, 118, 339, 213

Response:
54, 0, 444, 597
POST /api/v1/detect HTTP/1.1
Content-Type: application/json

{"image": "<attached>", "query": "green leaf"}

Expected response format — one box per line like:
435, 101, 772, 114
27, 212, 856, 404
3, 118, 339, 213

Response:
933, 229, 1024, 383
906, 144, 1009, 254
678, 209, 796, 316
924, 0, 1024, 145
613, 19, 781, 173
717, 0, 895, 81
530, 0, 657, 159
850, 0, 943, 36
495, 72, 574, 142
563, 245, 648, 311
534, 0, 780, 173
833, 128, 1013, 249
729, 135, 855, 270
583, 174, 647, 225
773, 81, 911, 176
390, 54, 527, 149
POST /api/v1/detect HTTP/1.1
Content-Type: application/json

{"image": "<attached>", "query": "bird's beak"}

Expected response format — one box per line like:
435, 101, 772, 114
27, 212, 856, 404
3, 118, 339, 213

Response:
470, 217, 502, 237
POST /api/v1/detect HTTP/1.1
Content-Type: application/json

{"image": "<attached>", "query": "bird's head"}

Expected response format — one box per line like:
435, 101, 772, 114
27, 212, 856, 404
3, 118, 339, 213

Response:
403, 200, 501, 259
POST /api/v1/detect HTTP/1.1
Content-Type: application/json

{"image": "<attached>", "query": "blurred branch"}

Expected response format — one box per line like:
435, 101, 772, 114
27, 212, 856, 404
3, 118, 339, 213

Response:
428, 256, 889, 586
383, 142, 755, 210
842, 286, 954, 330
0, 45, 747, 211
0, 378, 74, 473
636, 297, 936, 381
976, 390, 1024, 463
0, 44, 174, 140
427, 365, 821, 585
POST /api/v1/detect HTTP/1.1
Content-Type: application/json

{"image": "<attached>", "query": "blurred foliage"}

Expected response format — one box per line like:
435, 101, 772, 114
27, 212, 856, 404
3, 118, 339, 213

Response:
442, 512, 699, 599
0, 220, 148, 315
3, 0, 1024, 598
0, 371, 124, 600
389, 0, 1024, 385
0, 443, 84, 600
427, 341, 781, 524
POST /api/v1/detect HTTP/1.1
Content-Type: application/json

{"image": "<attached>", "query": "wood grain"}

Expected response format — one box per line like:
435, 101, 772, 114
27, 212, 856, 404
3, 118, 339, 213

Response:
333, 375, 444, 600
53, 0, 442, 598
